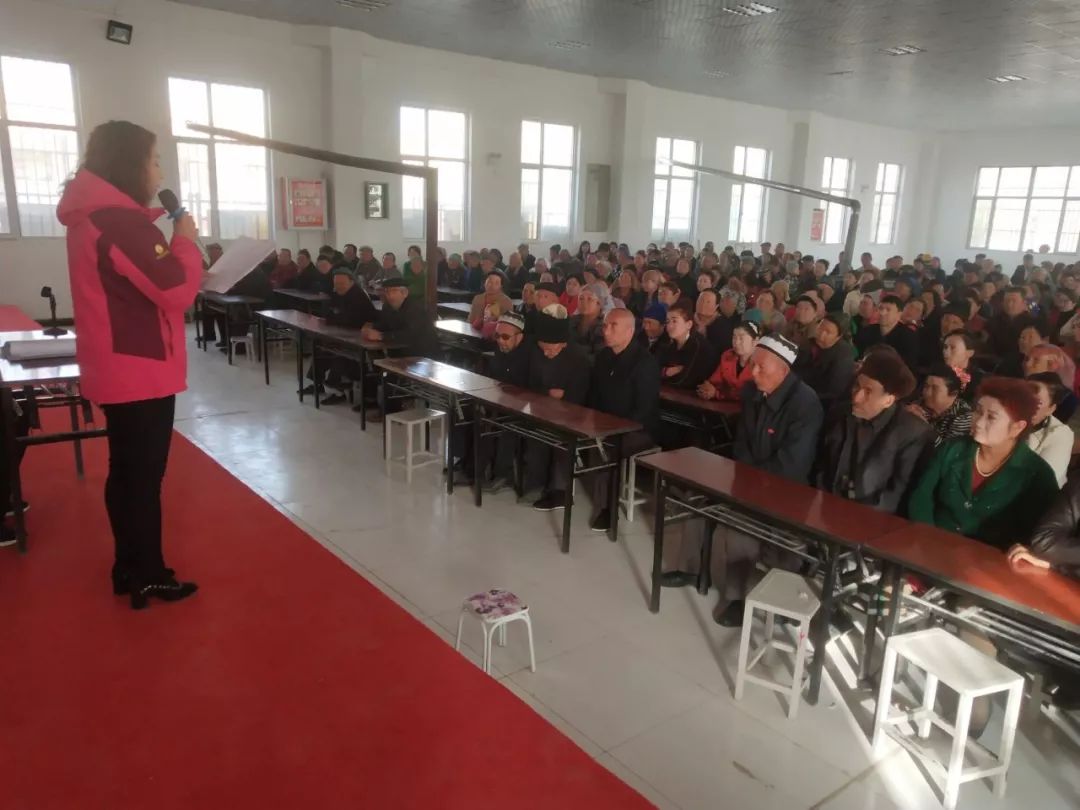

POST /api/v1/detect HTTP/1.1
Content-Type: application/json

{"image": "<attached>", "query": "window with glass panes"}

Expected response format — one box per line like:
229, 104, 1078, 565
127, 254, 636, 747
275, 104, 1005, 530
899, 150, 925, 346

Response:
0, 56, 80, 237
167, 78, 270, 240
819, 156, 852, 244
652, 137, 698, 242
728, 146, 770, 243
520, 120, 575, 242
399, 106, 467, 241
968, 166, 1080, 253
870, 162, 903, 244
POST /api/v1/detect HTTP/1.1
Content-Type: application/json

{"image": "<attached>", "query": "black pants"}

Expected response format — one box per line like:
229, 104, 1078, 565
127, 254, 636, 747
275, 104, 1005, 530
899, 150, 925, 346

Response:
0, 398, 29, 513
101, 396, 175, 583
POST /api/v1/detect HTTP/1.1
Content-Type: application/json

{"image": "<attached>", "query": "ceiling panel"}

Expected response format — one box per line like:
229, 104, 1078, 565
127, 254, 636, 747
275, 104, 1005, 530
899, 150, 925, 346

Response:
168, 0, 1080, 129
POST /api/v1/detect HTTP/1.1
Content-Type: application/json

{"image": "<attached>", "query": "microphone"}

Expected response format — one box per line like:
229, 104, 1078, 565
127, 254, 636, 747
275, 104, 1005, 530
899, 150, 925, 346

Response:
158, 188, 210, 265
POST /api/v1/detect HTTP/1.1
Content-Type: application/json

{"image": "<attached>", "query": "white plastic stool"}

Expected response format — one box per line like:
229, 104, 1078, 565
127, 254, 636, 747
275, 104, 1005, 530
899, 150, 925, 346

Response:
734, 569, 821, 720
230, 333, 256, 364
620, 446, 661, 522
872, 627, 1024, 810
454, 589, 536, 675
385, 407, 447, 483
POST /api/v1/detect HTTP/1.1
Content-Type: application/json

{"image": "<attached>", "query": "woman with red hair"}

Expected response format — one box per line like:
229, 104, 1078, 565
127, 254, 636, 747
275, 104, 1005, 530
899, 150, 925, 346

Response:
908, 377, 1059, 548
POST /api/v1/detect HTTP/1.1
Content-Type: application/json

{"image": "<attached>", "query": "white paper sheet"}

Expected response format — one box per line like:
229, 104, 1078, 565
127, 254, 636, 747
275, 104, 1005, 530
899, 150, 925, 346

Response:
200, 236, 277, 293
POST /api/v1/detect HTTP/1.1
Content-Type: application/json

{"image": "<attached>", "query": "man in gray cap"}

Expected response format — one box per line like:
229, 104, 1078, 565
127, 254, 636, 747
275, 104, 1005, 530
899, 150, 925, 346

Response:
355, 245, 381, 287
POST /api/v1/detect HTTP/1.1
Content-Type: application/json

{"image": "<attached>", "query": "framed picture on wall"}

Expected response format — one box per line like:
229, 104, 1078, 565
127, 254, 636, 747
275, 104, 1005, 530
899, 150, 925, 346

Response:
280, 177, 328, 230
365, 182, 389, 219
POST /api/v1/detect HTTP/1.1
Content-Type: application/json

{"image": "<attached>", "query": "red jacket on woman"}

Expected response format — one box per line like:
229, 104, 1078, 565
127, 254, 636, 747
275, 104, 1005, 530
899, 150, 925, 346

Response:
57, 170, 204, 405
707, 349, 754, 401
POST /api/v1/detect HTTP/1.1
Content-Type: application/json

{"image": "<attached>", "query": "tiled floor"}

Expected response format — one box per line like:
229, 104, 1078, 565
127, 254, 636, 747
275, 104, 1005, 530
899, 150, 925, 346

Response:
175, 336, 1080, 810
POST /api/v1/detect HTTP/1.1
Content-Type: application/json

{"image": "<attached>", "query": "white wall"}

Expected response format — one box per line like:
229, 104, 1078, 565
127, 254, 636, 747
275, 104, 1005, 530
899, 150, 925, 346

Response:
929, 127, 1080, 267
4, 0, 1074, 318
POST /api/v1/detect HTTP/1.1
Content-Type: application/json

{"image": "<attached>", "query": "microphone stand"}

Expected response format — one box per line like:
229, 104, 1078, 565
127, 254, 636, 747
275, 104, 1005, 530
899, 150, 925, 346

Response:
42, 293, 68, 337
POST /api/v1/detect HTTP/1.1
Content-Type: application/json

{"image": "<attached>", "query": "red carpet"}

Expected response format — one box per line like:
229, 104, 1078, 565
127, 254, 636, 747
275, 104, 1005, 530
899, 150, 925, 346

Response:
0, 429, 651, 810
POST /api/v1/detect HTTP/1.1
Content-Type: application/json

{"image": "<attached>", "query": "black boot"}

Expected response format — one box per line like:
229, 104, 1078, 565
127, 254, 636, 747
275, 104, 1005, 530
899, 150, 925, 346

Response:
113, 567, 175, 595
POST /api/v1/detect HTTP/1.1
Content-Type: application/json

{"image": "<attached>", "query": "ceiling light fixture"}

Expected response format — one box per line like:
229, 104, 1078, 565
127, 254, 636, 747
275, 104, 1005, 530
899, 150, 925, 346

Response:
988, 74, 1027, 83
549, 40, 589, 50
336, 0, 391, 9
722, 3, 778, 18
879, 45, 924, 56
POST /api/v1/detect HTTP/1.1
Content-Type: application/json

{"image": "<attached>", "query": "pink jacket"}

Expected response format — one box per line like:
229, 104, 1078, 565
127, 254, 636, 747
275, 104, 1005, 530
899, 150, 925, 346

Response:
57, 170, 204, 405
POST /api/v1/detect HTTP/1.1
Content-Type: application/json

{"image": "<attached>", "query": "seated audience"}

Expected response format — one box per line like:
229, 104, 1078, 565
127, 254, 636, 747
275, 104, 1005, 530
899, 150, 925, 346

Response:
800, 312, 856, 410
526, 305, 591, 510
1018, 477, 1080, 578
744, 289, 787, 335
816, 347, 932, 513
694, 289, 740, 354
269, 248, 298, 289
697, 321, 760, 402
997, 321, 1050, 378
784, 294, 821, 354
658, 280, 683, 308
354, 245, 380, 285
668, 335, 823, 626
638, 302, 669, 354
658, 300, 717, 389
362, 277, 438, 359
438, 252, 468, 288
469, 269, 514, 333
373, 252, 402, 286
569, 285, 606, 357
985, 286, 1042, 357
297, 252, 333, 294
908, 377, 1059, 548
586, 309, 661, 531
1025, 371, 1074, 488
905, 364, 974, 447
941, 329, 984, 400
477, 312, 532, 491
559, 273, 583, 315
855, 294, 918, 370
310, 268, 379, 405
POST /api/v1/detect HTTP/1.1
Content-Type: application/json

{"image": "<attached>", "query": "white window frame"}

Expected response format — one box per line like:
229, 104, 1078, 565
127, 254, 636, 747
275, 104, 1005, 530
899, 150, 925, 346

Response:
652, 136, 699, 242
168, 76, 272, 241
870, 162, 904, 245
399, 105, 469, 241
820, 156, 853, 244
0, 54, 80, 239
520, 119, 577, 243
729, 145, 771, 244
967, 164, 1080, 253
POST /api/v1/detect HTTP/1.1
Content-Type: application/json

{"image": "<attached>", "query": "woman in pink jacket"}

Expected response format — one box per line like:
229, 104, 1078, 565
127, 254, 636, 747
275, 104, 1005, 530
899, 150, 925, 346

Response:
57, 121, 204, 609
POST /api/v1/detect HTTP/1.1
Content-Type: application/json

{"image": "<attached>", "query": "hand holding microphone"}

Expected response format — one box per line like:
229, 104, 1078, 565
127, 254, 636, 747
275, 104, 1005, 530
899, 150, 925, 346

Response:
158, 188, 206, 260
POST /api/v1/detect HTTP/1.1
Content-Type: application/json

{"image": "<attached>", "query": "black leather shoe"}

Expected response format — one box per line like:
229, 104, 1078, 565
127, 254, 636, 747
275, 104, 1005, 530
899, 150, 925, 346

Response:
532, 491, 569, 511
321, 394, 347, 405
590, 509, 612, 532
112, 567, 174, 596
130, 577, 198, 610
715, 600, 746, 628
659, 571, 696, 588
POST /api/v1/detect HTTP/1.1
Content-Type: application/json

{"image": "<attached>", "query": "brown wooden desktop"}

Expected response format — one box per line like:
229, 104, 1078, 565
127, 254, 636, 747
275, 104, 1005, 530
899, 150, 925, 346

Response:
469, 382, 642, 552
658, 385, 740, 450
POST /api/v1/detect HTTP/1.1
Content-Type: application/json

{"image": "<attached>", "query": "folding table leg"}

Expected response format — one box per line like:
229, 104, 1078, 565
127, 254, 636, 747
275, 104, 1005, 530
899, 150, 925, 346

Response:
859, 573, 888, 684
649, 476, 667, 613
561, 437, 577, 553
70, 398, 84, 477
807, 543, 840, 705
445, 394, 456, 495
295, 330, 305, 402
607, 434, 623, 543
261, 318, 270, 386
472, 403, 483, 507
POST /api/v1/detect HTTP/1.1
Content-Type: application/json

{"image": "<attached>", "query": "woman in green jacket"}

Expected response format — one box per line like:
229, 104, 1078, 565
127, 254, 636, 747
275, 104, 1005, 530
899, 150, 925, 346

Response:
908, 376, 1059, 550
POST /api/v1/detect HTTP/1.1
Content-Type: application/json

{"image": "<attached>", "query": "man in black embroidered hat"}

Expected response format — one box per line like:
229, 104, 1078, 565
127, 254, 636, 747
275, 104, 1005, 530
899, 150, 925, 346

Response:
525, 304, 590, 511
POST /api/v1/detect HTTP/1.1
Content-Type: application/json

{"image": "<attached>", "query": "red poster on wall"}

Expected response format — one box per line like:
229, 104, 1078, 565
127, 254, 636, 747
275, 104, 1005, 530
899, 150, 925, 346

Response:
809, 207, 825, 242
281, 177, 327, 230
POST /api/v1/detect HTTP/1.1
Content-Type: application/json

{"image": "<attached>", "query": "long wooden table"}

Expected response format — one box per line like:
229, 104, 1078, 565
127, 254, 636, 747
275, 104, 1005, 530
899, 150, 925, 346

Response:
256, 309, 404, 427
469, 382, 642, 552
0, 327, 105, 552
274, 288, 330, 314
374, 357, 501, 495
195, 291, 266, 365
862, 522, 1080, 680
658, 386, 740, 450
638, 446, 908, 705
